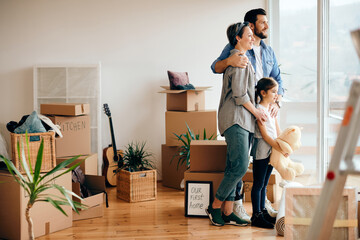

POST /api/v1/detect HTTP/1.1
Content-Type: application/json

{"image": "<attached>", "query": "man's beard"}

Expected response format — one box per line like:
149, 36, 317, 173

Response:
255, 28, 267, 39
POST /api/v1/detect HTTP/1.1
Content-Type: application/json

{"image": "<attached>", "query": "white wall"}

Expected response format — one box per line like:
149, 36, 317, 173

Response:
0, 0, 265, 179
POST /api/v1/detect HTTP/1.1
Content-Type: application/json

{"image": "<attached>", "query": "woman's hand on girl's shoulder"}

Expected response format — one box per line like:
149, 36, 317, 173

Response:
255, 108, 267, 125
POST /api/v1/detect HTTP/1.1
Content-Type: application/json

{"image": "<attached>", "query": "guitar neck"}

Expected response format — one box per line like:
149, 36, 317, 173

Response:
108, 116, 117, 157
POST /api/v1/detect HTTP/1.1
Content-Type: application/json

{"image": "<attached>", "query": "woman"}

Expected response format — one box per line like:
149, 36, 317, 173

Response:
206, 22, 266, 226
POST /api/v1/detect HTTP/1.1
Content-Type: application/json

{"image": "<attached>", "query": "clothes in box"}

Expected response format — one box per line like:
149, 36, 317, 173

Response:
48, 115, 91, 157
40, 103, 90, 116
159, 86, 211, 111
161, 144, 188, 190
72, 175, 106, 221
57, 153, 98, 175
0, 170, 72, 240
165, 110, 217, 146
189, 140, 226, 172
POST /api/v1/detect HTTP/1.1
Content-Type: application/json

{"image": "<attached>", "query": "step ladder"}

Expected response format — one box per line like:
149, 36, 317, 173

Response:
306, 79, 360, 239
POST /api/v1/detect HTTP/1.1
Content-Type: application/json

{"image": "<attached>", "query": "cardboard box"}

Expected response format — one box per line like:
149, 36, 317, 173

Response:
0, 170, 72, 240
57, 153, 98, 175
72, 175, 106, 221
161, 144, 188, 190
285, 186, 357, 240
159, 86, 211, 111
73, 204, 103, 221
40, 103, 90, 116
165, 110, 217, 146
189, 140, 226, 172
184, 170, 224, 200
48, 115, 91, 157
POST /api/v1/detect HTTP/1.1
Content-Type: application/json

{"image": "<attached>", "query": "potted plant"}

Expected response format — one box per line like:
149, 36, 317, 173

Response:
172, 123, 216, 170
116, 141, 157, 202
0, 133, 85, 240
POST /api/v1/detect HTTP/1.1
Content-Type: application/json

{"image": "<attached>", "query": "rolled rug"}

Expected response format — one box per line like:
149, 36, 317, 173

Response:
275, 181, 303, 236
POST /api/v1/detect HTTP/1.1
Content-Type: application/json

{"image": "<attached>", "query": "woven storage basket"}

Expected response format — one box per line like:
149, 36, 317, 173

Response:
10, 132, 56, 173
117, 169, 157, 202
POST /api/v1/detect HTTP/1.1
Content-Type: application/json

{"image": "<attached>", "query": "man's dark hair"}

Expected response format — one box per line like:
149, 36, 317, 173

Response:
227, 22, 250, 47
244, 8, 267, 24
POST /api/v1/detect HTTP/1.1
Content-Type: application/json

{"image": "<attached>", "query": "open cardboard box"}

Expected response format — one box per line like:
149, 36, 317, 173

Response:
159, 86, 211, 112
72, 175, 106, 221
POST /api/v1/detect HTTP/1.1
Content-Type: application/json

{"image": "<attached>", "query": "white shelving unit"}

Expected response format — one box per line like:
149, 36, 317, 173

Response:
33, 63, 102, 175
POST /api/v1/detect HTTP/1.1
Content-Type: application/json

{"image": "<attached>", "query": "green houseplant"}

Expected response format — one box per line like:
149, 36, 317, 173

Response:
118, 141, 155, 172
116, 141, 157, 202
172, 123, 216, 170
0, 133, 85, 240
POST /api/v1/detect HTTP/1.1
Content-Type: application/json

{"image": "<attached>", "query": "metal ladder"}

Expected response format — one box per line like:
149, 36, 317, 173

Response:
306, 80, 360, 239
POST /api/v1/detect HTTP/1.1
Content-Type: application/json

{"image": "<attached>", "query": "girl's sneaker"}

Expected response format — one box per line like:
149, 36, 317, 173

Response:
205, 205, 224, 226
265, 197, 278, 218
262, 209, 276, 224
251, 212, 274, 229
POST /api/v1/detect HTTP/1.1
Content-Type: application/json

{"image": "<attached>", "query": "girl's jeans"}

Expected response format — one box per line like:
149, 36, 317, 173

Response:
251, 156, 273, 213
215, 124, 250, 202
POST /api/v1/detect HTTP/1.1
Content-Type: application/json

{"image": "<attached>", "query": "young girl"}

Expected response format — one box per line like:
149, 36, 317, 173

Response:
250, 77, 288, 229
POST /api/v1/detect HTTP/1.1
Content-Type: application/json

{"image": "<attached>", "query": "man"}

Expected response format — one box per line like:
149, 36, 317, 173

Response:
211, 8, 282, 223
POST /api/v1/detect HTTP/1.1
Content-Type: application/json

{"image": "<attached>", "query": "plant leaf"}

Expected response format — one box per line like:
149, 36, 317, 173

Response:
18, 137, 33, 182
33, 138, 44, 183
40, 155, 82, 183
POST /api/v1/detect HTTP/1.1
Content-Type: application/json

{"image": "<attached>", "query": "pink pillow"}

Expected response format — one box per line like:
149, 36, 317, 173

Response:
167, 71, 190, 90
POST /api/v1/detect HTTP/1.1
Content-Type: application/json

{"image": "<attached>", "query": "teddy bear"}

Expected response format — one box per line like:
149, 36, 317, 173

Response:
270, 125, 304, 181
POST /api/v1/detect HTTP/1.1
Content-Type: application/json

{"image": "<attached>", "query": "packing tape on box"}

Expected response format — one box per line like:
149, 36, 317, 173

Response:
285, 218, 358, 227
275, 181, 303, 236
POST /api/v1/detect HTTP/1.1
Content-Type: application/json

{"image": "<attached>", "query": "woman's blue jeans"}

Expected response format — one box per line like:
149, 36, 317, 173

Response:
215, 124, 250, 202
251, 156, 273, 213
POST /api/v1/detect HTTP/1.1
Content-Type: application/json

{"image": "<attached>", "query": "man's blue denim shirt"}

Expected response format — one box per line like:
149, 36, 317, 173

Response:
211, 40, 284, 96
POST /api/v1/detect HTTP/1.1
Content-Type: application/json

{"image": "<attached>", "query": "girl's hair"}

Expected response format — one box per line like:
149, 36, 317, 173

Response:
255, 77, 278, 104
227, 21, 250, 47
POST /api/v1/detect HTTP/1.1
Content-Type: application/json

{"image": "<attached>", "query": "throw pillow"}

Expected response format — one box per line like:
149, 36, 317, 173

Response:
167, 71, 195, 90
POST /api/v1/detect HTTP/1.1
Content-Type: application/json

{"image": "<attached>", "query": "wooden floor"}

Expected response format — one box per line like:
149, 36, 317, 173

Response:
38, 183, 283, 240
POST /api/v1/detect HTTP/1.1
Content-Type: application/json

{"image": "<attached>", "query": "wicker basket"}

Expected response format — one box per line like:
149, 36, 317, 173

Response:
10, 132, 56, 173
117, 169, 157, 202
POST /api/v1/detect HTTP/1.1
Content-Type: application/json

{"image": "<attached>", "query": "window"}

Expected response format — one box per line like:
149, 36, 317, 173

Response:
277, 0, 360, 184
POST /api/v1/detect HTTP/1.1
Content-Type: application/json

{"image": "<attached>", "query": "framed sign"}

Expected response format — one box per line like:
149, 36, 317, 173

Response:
185, 181, 213, 217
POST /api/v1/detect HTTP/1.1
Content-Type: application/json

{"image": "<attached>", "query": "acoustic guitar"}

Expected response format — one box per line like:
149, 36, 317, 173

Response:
102, 103, 123, 187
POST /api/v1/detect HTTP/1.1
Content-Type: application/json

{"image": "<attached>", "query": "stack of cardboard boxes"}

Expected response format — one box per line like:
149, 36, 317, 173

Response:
160, 86, 217, 190
40, 103, 105, 221
0, 102, 108, 239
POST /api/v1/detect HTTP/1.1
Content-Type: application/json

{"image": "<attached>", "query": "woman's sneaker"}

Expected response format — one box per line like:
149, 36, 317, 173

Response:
222, 212, 249, 226
265, 197, 278, 218
251, 212, 274, 229
205, 205, 224, 226
233, 200, 251, 223
262, 209, 276, 224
